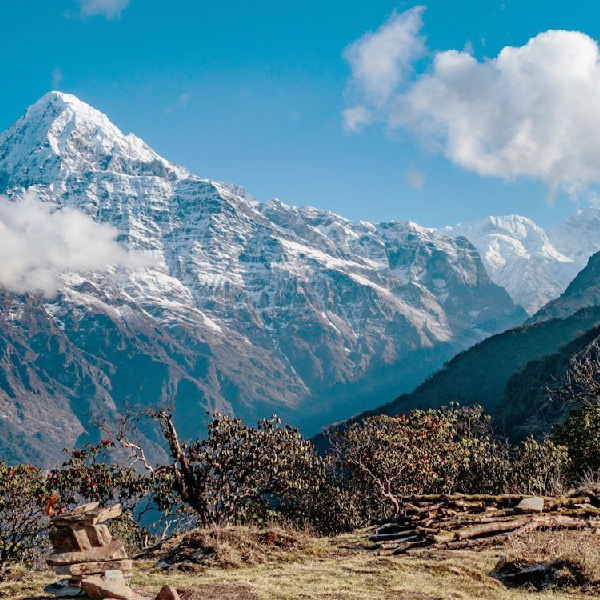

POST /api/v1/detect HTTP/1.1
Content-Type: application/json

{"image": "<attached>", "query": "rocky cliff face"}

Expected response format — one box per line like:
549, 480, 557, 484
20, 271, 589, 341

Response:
0, 92, 526, 465
528, 252, 600, 324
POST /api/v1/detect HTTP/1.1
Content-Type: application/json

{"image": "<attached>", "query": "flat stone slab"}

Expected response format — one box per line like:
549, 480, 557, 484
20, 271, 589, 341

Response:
47, 540, 127, 566
52, 504, 122, 527
516, 497, 544, 513
72, 502, 101, 515
56, 559, 133, 577
80, 570, 144, 600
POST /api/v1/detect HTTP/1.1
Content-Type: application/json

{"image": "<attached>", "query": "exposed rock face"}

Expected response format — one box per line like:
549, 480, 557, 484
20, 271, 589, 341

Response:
368, 248, 600, 441
0, 93, 526, 464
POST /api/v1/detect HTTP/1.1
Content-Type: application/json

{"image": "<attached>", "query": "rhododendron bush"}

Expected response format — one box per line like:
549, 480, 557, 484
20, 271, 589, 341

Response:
0, 462, 50, 577
330, 408, 475, 516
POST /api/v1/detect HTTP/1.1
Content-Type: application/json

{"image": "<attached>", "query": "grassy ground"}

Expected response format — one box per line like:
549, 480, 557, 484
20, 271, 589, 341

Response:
4, 530, 599, 600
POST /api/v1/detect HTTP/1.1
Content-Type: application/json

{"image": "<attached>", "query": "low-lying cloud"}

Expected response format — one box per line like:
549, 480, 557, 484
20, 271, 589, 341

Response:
77, 0, 130, 19
344, 8, 600, 196
0, 193, 145, 296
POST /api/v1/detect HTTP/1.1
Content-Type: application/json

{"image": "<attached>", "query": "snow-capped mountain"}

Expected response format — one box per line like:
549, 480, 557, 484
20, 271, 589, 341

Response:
0, 92, 526, 464
549, 207, 600, 263
440, 214, 598, 315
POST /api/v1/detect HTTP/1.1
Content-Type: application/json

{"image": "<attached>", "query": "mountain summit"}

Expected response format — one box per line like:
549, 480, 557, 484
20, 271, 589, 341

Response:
0, 94, 526, 465
0, 91, 187, 185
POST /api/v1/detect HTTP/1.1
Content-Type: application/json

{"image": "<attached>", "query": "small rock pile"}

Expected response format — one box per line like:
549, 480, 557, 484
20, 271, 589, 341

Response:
45, 501, 149, 600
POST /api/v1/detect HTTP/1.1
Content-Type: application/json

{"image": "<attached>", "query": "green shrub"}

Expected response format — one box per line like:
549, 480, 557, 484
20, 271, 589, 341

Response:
48, 441, 151, 509
330, 409, 474, 517
0, 462, 50, 578
509, 436, 569, 495
153, 412, 325, 528
553, 404, 600, 482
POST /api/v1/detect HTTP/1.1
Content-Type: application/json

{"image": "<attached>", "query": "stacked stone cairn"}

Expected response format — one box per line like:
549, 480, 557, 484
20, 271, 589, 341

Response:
45, 501, 180, 600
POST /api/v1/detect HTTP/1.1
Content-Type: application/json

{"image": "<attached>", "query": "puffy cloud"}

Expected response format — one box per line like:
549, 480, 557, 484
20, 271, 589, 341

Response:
344, 10, 600, 194
0, 192, 146, 296
400, 30, 600, 193
343, 7, 426, 108
78, 0, 130, 19
178, 93, 190, 108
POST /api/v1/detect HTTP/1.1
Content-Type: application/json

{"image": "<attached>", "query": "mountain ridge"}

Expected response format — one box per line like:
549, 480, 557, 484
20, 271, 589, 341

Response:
0, 92, 526, 465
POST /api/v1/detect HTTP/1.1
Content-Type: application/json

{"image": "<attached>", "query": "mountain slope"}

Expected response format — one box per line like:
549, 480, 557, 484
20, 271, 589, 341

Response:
0, 92, 526, 465
528, 252, 600, 324
374, 250, 600, 440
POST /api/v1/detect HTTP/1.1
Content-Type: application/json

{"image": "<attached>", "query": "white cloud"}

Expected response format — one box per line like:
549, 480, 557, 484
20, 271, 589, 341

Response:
165, 93, 191, 115
344, 11, 600, 195
406, 166, 425, 190
78, 0, 130, 19
0, 192, 145, 296
343, 105, 373, 133
343, 7, 426, 106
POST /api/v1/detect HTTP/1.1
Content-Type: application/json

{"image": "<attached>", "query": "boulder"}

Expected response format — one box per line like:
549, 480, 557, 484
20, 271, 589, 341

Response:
155, 585, 180, 600
515, 497, 544, 513
50, 527, 92, 552
86, 524, 113, 547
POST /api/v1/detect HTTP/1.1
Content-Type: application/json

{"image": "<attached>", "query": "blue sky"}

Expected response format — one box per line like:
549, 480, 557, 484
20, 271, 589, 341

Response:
2, 0, 600, 227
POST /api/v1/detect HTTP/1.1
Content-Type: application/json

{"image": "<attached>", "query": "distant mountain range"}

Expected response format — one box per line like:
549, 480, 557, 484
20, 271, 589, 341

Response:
440, 211, 600, 315
2, 92, 600, 465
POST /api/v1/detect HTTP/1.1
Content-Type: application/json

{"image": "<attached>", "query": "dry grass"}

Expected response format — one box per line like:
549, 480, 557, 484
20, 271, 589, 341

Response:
145, 524, 332, 571
0, 565, 56, 599
495, 529, 600, 590
132, 549, 598, 600
5, 527, 600, 600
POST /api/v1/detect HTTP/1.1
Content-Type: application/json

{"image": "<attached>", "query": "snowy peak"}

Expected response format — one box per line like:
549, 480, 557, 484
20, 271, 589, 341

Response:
0, 91, 186, 187
550, 206, 600, 262
440, 214, 578, 314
